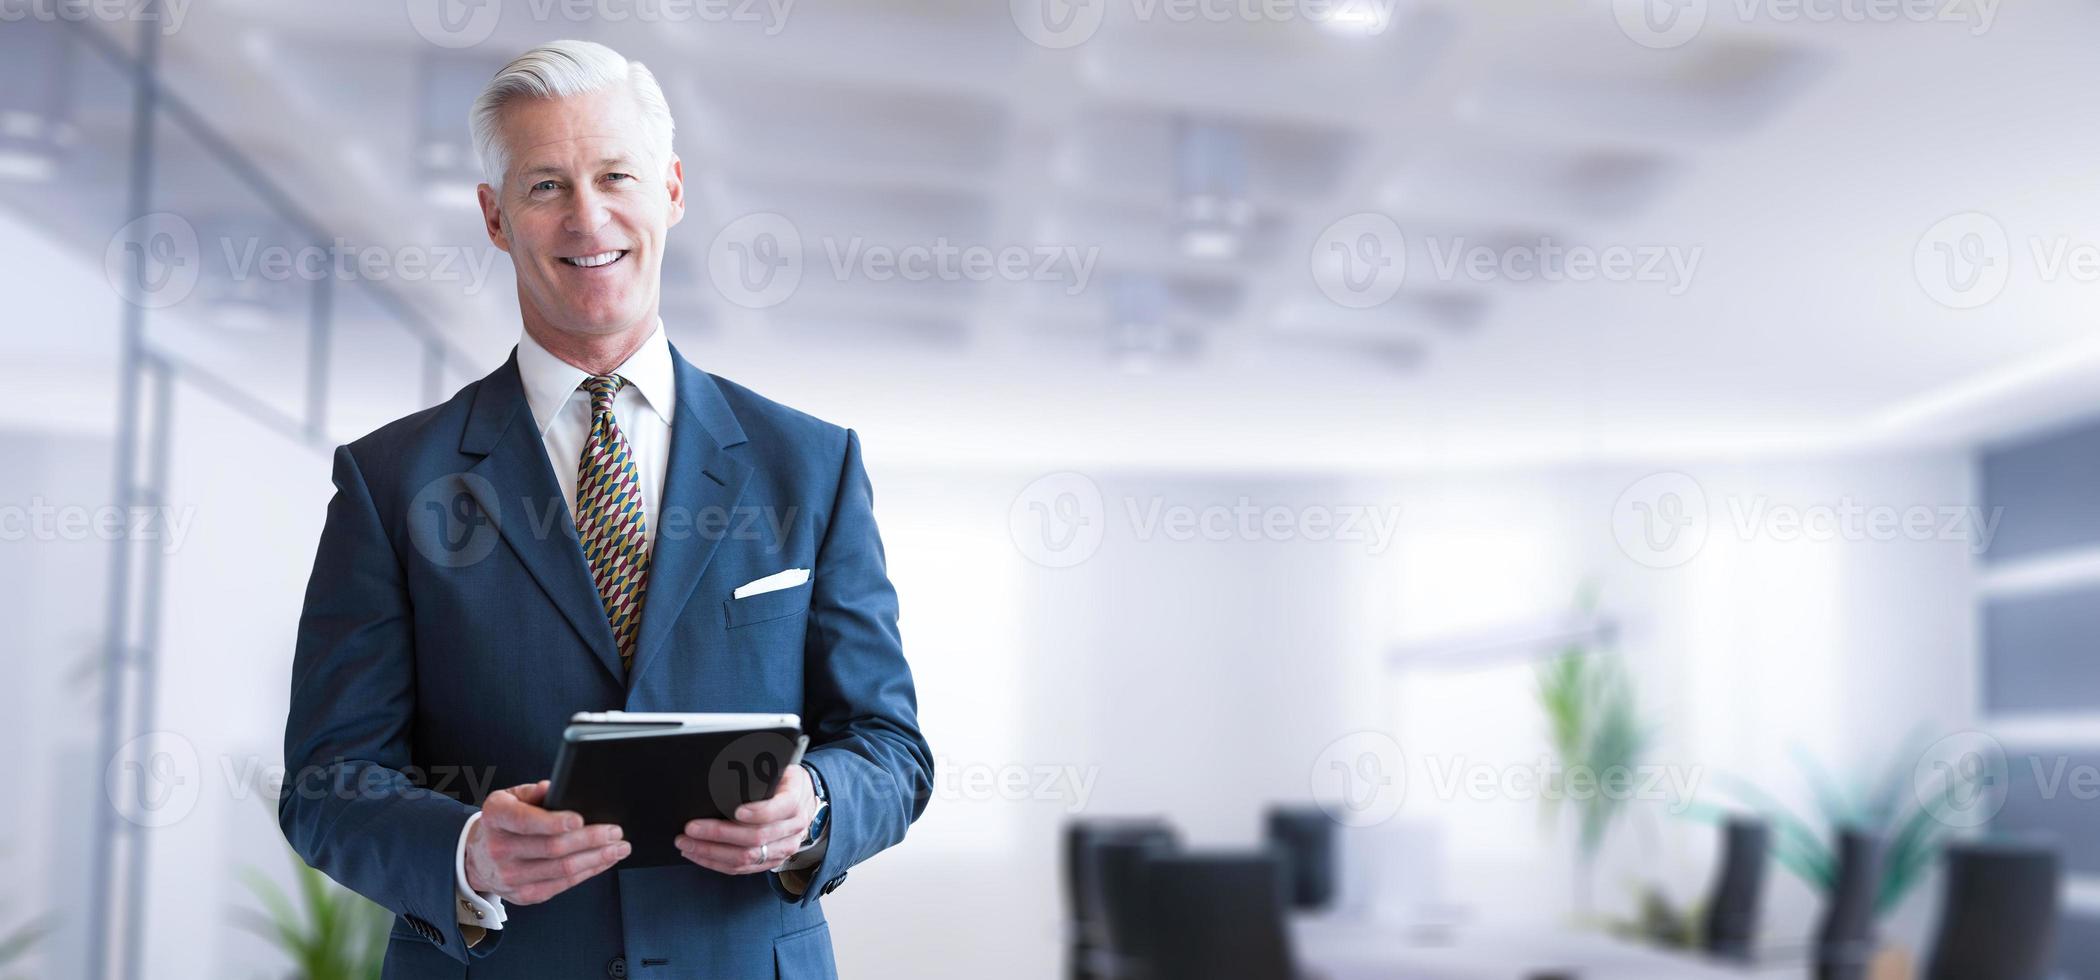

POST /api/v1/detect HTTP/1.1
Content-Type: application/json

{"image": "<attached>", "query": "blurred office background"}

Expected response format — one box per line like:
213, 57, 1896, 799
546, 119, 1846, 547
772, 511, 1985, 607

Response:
5, 0, 2100, 977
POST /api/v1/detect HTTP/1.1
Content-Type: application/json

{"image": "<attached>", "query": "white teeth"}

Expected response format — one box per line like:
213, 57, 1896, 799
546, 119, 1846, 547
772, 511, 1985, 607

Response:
565, 250, 624, 268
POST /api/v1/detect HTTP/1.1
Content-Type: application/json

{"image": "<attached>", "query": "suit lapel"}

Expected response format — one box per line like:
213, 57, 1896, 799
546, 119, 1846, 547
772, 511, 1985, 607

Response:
460, 352, 626, 684
627, 344, 751, 687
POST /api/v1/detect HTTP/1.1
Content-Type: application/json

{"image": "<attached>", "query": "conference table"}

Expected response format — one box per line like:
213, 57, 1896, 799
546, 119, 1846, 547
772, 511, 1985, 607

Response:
1294, 914, 1771, 980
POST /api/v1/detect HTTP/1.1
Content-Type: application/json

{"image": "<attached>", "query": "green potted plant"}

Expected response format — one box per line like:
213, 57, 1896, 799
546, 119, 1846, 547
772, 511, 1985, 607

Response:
1535, 634, 1652, 917
237, 847, 390, 980
0, 912, 49, 980
1686, 732, 1989, 971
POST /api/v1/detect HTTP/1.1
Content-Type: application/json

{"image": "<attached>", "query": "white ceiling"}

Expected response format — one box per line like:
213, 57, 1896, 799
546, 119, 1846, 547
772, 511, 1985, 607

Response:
13, 0, 2100, 468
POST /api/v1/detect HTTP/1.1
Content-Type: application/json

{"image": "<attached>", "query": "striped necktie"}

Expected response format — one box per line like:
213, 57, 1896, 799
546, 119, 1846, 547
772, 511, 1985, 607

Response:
575, 374, 651, 677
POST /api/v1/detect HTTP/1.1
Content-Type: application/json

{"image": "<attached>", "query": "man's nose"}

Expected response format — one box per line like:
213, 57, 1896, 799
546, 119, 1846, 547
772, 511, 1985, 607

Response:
563, 185, 613, 237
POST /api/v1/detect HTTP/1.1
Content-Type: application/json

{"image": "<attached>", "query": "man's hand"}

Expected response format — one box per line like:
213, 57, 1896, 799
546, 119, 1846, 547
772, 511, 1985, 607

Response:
464, 780, 629, 904
676, 763, 816, 874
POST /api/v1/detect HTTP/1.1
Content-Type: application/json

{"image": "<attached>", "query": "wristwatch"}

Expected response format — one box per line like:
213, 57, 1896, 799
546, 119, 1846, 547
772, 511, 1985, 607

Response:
799, 762, 830, 848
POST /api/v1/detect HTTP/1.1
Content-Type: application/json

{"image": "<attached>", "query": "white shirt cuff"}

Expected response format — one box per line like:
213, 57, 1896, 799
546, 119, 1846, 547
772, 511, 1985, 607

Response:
455, 812, 507, 930
777, 831, 828, 872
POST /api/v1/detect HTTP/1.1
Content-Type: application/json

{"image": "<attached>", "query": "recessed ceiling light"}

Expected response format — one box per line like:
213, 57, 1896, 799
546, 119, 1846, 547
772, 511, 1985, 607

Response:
1179, 226, 1241, 260
0, 149, 55, 182
1315, 0, 1393, 36
424, 182, 483, 210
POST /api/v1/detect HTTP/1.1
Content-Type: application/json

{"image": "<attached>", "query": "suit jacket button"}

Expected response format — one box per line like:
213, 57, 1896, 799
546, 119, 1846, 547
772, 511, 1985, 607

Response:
607, 954, 627, 979
821, 873, 847, 895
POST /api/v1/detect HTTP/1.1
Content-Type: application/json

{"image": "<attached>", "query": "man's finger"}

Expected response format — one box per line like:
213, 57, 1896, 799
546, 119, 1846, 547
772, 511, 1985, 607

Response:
510, 822, 624, 860
510, 843, 628, 904
683, 816, 803, 848
675, 830, 802, 873
509, 780, 552, 805
506, 840, 631, 886
732, 791, 799, 825
486, 790, 583, 836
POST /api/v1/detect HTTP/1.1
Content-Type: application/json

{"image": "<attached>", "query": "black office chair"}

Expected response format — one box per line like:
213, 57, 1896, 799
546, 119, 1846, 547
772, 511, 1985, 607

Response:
1063, 819, 1178, 980
1097, 835, 1179, 978
1922, 840, 2060, 980
1815, 829, 1882, 980
1136, 852, 1297, 980
1702, 818, 1769, 962
1264, 806, 1339, 911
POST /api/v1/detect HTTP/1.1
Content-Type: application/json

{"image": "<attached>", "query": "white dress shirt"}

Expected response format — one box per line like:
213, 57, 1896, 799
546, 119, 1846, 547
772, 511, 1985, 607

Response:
452, 322, 820, 941
516, 320, 677, 545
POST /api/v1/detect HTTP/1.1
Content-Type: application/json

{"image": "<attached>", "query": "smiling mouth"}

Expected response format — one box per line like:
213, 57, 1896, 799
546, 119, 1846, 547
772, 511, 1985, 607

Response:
561, 250, 629, 269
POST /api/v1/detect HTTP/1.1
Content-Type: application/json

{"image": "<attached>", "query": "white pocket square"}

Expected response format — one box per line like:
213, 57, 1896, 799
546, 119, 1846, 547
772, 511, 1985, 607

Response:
734, 568, 810, 599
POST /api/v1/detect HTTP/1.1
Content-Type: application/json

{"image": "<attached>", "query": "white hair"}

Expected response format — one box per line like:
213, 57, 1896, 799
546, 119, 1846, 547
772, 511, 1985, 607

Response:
469, 39, 675, 189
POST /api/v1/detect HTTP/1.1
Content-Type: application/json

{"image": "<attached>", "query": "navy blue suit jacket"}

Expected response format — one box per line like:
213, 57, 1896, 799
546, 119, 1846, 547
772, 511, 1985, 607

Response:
279, 343, 933, 979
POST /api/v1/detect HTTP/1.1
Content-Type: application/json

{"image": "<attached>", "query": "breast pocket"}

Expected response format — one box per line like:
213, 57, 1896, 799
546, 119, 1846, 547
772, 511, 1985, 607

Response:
724, 579, 813, 663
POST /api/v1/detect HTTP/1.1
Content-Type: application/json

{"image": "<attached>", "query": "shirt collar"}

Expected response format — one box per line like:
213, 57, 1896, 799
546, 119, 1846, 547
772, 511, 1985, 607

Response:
515, 320, 676, 435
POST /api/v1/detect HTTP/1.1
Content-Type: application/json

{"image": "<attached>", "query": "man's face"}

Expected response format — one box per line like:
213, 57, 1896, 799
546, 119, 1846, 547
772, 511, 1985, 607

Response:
478, 87, 684, 340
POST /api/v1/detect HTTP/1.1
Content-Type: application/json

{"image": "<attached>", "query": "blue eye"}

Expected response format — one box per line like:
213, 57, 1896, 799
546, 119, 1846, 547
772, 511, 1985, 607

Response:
532, 180, 560, 192
605, 173, 632, 183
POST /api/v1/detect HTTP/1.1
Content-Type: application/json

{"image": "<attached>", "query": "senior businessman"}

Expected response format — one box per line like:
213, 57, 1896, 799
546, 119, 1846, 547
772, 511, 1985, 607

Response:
279, 39, 932, 979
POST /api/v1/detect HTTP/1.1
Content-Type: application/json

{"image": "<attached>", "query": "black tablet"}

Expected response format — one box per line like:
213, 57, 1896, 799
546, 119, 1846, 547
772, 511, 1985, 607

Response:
545, 712, 807, 868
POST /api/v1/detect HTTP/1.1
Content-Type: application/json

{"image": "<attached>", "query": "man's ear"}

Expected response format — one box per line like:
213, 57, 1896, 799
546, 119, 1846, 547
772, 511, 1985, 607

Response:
664, 155, 686, 230
478, 183, 510, 253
